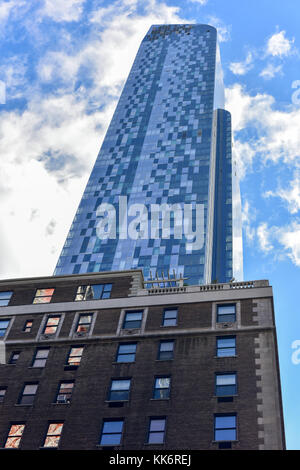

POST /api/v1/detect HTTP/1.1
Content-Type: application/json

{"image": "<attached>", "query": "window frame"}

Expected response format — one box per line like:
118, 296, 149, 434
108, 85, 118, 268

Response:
75, 283, 112, 301
4, 423, 26, 449
0, 291, 13, 307
23, 320, 33, 333
9, 351, 20, 365
42, 422, 64, 449
108, 378, 131, 402
147, 417, 167, 445
32, 288, 55, 304
18, 383, 38, 406
116, 343, 137, 363
215, 372, 237, 397
162, 308, 178, 327
42, 315, 61, 336
216, 336, 236, 358
32, 348, 50, 368
157, 340, 175, 361
66, 346, 84, 367
100, 419, 124, 447
75, 313, 93, 334
214, 414, 237, 442
153, 376, 171, 400
55, 380, 75, 404
217, 304, 236, 323
122, 310, 143, 330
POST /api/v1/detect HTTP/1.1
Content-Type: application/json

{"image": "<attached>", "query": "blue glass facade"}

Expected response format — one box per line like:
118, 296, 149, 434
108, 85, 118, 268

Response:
55, 24, 242, 285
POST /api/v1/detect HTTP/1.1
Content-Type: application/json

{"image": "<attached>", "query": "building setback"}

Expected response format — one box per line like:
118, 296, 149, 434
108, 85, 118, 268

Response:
54, 24, 243, 285
0, 270, 285, 450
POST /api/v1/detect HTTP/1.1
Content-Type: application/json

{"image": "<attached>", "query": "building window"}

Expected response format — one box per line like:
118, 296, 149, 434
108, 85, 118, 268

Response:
0, 319, 10, 338
75, 284, 112, 301
76, 314, 93, 333
4, 424, 25, 449
100, 419, 124, 446
33, 288, 54, 304
122, 311, 143, 329
19, 383, 38, 405
216, 373, 237, 396
116, 343, 137, 363
55, 381, 74, 404
153, 377, 171, 399
0, 291, 13, 307
32, 348, 50, 368
147, 418, 166, 444
214, 414, 237, 442
23, 320, 33, 333
162, 308, 177, 327
0, 387, 7, 403
109, 379, 131, 401
9, 352, 20, 365
66, 346, 84, 366
217, 304, 236, 323
217, 336, 236, 357
43, 315, 61, 335
158, 340, 174, 360
43, 423, 64, 448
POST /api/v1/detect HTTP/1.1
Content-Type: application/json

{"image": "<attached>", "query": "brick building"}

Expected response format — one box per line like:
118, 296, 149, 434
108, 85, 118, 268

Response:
0, 270, 285, 450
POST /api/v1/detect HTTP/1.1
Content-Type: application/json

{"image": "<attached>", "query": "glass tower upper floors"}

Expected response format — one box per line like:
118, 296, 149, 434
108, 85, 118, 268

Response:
54, 24, 243, 285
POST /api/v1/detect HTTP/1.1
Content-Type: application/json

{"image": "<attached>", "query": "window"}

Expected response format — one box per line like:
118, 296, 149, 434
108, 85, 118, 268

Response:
109, 379, 131, 401
4, 424, 25, 449
43, 423, 64, 448
9, 352, 20, 365
217, 336, 236, 357
153, 377, 171, 399
116, 343, 137, 363
0, 319, 10, 338
19, 383, 38, 405
0, 387, 7, 403
217, 305, 236, 323
0, 291, 13, 307
162, 308, 177, 327
66, 346, 84, 366
23, 320, 33, 333
158, 340, 174, 360
76, 314, 93, 333
32, 348, 49, 368
147, 418, 166, 444
33, 288, 54, 304
216, 373, 237, 396
122, 311, 143, 329
100, 420, 124, 446
214, 414, 237, 441
55, 381, 74, 403
43, 316, 61, 335
75, 284, 112, 301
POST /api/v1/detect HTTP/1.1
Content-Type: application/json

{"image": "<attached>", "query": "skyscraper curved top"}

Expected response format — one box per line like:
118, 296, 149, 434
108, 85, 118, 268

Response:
55, 24, 243, 285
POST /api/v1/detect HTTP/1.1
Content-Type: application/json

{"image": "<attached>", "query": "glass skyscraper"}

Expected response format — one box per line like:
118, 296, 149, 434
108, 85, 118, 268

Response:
55, 24, 243, 285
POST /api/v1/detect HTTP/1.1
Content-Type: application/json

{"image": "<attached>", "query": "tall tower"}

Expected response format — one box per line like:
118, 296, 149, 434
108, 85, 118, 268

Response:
55, 24, 243, 285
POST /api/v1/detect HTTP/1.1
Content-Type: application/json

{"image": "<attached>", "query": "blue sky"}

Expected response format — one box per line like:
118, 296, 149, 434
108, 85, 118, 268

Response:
0, 0, 299, 449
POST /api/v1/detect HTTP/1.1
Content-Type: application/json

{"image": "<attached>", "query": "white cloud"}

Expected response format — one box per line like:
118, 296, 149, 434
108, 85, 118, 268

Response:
188, 0, 208, 4
257, 223, 274, 253
265, 171, 300, 215
0, 0, 22, 23
229, 52, 253, 76
266, 30, 295, 57
205, 15, 231, 42
41, 0, 86, 22
260, 63, 283, 80
242, 200, 256, 242
278, 222, 300, 267
0, 0, 190, 279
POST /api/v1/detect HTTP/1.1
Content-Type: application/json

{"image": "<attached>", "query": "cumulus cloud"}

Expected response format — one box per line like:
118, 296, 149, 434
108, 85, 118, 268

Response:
40, 0, 86, 22
266, 30, 295, 57
265, 171, 300, 215
229, 52, 253, 76
205, 15, 231, 42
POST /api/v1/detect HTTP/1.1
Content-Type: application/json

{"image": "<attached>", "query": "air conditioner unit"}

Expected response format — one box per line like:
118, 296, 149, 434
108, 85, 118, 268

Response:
57, 395, 69, 404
